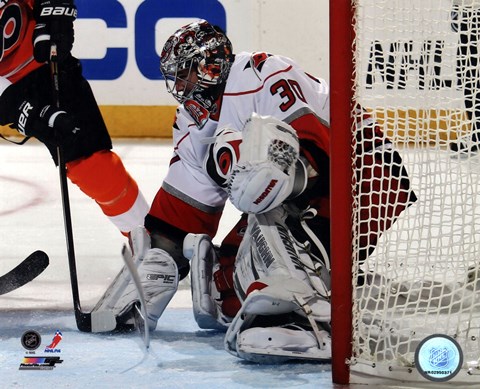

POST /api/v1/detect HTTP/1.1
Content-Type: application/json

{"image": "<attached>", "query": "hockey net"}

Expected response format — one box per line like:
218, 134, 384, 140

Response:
330, 0, 480, 385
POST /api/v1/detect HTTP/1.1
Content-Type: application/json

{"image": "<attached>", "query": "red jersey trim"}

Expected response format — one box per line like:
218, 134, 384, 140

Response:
149, 187, 222, 239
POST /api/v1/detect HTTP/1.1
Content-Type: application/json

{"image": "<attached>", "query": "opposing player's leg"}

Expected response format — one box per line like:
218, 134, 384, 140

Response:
224, 206, 331, 362
31, 60, 149, 235
66, 151, 149, 235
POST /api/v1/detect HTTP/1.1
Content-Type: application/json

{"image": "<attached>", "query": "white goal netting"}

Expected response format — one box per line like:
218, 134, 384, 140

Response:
350, 0, 480, 384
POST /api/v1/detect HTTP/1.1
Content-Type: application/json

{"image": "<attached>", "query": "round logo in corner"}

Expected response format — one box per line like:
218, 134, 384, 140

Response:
21, 330, 42, 351
415, 334, 463, 382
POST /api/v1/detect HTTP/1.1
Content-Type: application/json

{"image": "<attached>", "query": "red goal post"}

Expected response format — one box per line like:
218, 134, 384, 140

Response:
330, 0, 480, 385
329, 0, 355, 385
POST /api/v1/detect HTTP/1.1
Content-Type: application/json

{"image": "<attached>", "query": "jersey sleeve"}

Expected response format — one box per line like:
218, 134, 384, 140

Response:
146, 107, 228, 239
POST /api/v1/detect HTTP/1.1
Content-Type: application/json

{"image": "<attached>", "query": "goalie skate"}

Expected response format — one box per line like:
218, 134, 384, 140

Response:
236, 326, 331, 363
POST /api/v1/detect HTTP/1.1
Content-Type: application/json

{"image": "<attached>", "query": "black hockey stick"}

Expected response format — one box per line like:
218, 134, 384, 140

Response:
49, 44, 115, 332
0, 251, 49, 295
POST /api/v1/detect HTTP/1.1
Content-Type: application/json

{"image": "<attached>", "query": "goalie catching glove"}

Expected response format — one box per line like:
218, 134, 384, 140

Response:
227, 113, 307, 214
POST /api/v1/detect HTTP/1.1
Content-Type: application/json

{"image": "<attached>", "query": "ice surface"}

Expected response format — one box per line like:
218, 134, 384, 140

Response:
1, 309, 334, 388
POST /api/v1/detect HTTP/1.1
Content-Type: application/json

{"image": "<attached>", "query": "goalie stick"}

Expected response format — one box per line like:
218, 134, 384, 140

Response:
49, 44, 115, 333
121, 244, 150, 350
0, 251, 49, 295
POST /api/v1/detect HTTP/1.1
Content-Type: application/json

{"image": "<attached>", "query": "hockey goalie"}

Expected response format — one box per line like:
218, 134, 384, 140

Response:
93, 20, 416, 363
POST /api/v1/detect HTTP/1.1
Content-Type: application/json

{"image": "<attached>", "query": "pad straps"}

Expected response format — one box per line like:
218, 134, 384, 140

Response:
294, 294, 330, 350
299, 207, 330, 271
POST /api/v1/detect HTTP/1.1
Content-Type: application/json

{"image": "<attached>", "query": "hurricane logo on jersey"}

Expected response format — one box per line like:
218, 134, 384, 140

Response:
205, 128, 242, 188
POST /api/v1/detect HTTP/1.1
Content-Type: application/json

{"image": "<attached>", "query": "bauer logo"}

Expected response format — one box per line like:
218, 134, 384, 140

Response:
415, 334, 463, 382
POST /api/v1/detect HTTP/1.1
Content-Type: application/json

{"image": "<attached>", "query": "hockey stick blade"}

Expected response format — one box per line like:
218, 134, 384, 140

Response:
122, 244, 150, 350
0, 251, 49, 295
74, 309, 117, 333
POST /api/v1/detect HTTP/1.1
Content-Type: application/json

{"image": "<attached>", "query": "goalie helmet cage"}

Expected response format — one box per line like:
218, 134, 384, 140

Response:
330, 0, 480, 386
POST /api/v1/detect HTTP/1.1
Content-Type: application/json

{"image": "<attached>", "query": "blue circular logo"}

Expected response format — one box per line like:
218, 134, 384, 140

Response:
415, 334, 463, 382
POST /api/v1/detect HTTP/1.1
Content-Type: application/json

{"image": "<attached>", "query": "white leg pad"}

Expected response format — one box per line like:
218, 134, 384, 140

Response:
183, 233, 231, 330
93, 226, 151, 324
139, 248, 179, 330
94, 244, 178, 331
129, 225, 151, 262
233, 208, 331, 323
225, 283, 331, 362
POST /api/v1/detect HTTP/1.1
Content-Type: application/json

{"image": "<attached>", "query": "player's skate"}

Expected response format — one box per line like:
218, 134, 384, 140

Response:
93, 226, 179, 331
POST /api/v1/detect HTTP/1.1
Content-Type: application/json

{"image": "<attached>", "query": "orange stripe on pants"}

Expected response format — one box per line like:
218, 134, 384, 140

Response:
66, 150, 139, 217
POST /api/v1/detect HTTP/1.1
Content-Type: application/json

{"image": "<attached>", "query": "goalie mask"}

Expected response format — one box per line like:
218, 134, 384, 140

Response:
160, 20, 234, 128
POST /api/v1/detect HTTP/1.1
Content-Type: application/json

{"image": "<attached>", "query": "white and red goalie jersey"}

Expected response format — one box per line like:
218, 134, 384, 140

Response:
146, 51, 331, 236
